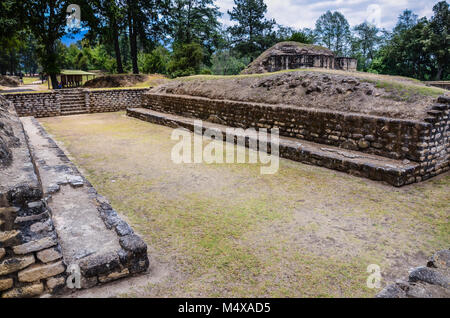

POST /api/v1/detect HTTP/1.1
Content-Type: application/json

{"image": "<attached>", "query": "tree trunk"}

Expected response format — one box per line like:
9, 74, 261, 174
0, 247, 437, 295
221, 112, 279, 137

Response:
112, 20, 124, 74
127, 3, 139, 74
50, 73, 58, 89
435, 65, 443, 80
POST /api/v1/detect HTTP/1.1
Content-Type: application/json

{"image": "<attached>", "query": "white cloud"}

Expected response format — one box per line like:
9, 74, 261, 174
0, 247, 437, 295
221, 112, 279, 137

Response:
215, 0, 441, 30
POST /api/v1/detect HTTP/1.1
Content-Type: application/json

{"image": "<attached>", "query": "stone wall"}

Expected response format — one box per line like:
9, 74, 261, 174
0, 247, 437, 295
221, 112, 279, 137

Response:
335, 57, 358, 71
87, 88, 148, 113
3, 88, 149, 117
141, 93, 424, 160
0, 95, 149, 297
141, 93, 449, 182
3, 92, 61, 117
266, 54, 335, 72
0, 96, 66, 297
417, 96, 450, 181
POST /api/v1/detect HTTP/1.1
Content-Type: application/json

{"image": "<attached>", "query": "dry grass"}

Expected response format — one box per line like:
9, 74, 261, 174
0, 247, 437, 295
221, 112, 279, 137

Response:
40, 112, 449, 298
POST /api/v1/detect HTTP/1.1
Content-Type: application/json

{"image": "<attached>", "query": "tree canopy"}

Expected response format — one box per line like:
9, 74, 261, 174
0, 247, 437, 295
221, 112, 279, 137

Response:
1, 0, 449, 80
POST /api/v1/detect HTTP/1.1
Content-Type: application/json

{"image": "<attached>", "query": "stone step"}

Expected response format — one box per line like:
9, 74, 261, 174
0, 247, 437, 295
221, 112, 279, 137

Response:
19, 117, 149, 288
61, 104, 86, 108
127, 108, 421, 187
61, 98, 85, 102
61, 98, 84, 102
60, 110, 88, 115
60, 105, 86, 110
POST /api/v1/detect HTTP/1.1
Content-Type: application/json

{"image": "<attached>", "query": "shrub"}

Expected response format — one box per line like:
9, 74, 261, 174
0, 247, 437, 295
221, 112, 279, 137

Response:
139, 46, 170, 74
167, 42, 204, 78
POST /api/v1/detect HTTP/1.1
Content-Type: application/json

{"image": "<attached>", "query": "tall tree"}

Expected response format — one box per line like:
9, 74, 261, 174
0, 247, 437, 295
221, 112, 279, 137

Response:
425, 1, 449, 80
352, 22, 381, 71
80, 0, 125, 73
122, 0, 170, 74
169, 0, 221, 64
371, 17, 432, 80
227, 0, 276, 59
22, 0, 70, 88
0, 0, 23, 74
125, 0, 139, 73
315, 11, 351, 56
393, 9, 418, 34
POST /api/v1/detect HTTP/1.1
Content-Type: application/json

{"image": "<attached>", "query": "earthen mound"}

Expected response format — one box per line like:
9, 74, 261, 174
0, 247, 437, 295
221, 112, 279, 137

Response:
84, 74, 148, 88
151, 71, 442, 120
0, 75, 20, 87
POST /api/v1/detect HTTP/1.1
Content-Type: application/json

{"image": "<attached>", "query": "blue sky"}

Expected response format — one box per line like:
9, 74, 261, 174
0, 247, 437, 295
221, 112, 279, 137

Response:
62, 0, 442, 45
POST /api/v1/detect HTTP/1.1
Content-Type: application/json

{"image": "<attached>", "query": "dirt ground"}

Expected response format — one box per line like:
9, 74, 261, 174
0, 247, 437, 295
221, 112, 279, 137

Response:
39, 112, 449, 298
153, 70, 448, 120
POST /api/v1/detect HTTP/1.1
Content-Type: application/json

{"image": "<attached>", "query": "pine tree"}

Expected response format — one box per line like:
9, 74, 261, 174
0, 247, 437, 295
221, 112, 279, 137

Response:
315, 11, 351, 56
169, 0, 221, 63
227, 0, 275, 59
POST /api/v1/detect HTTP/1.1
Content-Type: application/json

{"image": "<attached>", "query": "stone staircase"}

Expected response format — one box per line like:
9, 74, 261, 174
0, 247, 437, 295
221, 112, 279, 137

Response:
59, 89, 88, 116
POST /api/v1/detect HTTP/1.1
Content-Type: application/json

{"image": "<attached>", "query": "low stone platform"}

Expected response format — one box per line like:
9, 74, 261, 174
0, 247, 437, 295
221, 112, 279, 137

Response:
20, 117, 149, 294
127, 108, 420, 186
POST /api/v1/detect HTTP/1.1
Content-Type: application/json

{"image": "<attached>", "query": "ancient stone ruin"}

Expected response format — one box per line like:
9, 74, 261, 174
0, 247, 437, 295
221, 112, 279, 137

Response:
241, 41, 357, 74
130, 71, 449, 186
0, 69, 449, 297
0, 93, 149, 297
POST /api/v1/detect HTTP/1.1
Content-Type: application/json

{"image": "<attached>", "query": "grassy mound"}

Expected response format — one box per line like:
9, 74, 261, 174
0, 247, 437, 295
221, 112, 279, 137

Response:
152, 69, 448, 120
0, 75, 20, 87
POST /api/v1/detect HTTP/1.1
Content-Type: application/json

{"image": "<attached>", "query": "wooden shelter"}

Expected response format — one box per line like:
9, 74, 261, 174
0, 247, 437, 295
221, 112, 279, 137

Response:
49, 70, 96, 89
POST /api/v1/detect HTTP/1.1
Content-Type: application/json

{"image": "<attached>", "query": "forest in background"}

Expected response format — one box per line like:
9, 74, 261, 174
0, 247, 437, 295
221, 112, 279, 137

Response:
0, 0, 449, 88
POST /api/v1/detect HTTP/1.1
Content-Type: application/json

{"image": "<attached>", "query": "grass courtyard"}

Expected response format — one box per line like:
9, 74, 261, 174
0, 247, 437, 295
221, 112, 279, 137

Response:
39, 112, 449, 298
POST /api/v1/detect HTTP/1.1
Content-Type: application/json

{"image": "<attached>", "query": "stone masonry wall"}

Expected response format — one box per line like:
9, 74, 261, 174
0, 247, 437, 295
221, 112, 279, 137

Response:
142, 94, 424, 161
87, 88, 148, 113
141, 93, 449, 181
3, 92, 61, 118
1, 95, 149, 297
0, 96, 66, 297
3, 88, 149, 117
417, 96, 450, 181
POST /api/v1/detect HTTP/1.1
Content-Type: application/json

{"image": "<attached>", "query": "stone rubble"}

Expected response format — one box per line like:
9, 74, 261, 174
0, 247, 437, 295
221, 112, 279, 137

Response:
377, 250, 450, 298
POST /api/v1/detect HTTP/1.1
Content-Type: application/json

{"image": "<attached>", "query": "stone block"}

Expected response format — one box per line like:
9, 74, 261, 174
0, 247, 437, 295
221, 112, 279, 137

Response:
0, 255, 35, 275
0, 230, 21, 247
0, 248, 5, 260
13, 236, 56, 254
36, 247, 62, 263
30, 219, 53, 234
46, 276, 66, 293
119, 234, 147, 255
79, 251, 120, 277
0, 278, 13, 291
98, 268, 130, 283
80, 275, 98, 289
1, 282, 43, 298
18, 261, 65, 283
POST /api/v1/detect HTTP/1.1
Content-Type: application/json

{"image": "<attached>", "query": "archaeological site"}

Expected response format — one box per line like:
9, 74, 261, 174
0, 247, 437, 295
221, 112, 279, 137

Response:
1, 65, 448, 298
1, 0, 450, 303
241, 42, 358, 74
